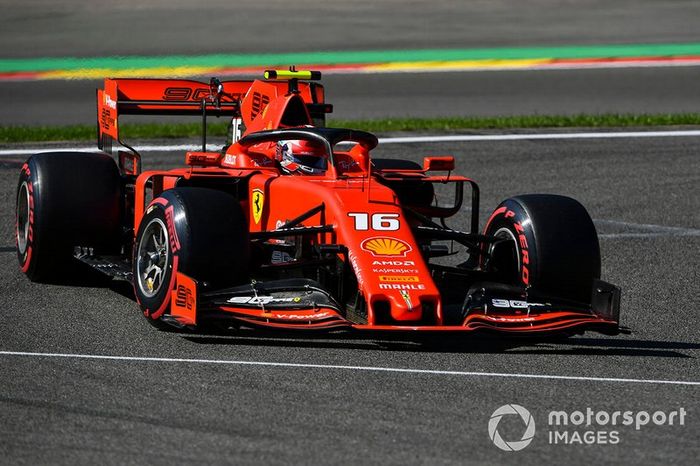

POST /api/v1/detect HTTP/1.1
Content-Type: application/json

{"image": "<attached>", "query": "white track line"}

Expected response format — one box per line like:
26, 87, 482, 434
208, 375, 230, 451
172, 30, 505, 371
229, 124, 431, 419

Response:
2, 130, 700, 156
376, 130, 700, 144
1, 350, 698, 386
0, 144, 222, 156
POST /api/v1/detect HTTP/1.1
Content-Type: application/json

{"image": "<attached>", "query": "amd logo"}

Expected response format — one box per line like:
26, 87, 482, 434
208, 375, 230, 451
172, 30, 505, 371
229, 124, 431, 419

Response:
372, 260, 415, 266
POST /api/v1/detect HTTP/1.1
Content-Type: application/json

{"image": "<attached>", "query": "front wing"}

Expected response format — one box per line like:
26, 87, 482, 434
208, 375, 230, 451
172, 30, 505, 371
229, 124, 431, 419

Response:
165, 273, 621, 336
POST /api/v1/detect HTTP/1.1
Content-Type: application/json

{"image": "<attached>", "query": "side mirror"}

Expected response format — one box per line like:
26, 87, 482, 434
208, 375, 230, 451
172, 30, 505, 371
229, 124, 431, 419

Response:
423, 156, 454, 172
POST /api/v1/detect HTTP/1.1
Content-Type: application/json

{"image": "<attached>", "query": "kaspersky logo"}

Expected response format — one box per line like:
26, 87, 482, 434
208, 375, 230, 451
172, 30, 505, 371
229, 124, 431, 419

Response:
361, 237, 412, 257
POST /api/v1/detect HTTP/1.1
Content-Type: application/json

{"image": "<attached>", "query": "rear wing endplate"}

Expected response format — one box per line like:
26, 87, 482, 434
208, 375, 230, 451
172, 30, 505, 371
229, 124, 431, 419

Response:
96, 77, 329, 155
97, 78, 248, 153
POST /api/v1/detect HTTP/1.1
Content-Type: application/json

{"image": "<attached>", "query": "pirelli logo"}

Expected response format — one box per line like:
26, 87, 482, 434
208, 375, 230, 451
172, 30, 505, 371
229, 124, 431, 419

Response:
379, 275, 420, 283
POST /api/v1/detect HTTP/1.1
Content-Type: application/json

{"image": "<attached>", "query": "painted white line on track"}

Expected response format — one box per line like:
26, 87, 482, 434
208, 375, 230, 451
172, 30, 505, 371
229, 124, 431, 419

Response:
376, 130, 700, 144
0, 144, 223, 156
1, 350, 699, 386
2, 130, 700, 156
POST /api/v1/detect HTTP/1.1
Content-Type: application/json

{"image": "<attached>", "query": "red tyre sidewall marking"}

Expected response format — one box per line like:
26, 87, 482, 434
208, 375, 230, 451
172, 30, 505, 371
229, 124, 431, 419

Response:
481, 206, 508, 268
483, 206, 507, 233
483, 205, 531, 286
164, 205, 181, 254
19, 164, 34, 273
150, 256, 178, 320
512, 217, 530, 286
138, 197, 180, 320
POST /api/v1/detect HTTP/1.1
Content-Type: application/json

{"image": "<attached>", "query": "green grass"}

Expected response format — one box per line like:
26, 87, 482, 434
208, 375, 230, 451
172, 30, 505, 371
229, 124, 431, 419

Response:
331, 114, 700, 132
2, 114, 700, 143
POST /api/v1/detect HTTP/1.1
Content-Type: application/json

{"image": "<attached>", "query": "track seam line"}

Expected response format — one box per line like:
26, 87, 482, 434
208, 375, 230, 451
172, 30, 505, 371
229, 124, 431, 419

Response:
594, 219, 700, 234
599, 232, 700, 239
1, 351, 698, 386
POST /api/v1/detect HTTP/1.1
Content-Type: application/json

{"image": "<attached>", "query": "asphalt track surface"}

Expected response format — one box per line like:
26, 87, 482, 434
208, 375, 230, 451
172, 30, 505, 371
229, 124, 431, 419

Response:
2, 0, 700, 124
2, 1, 700, 464
2, 0, 700, 58
1, 132, 699, 464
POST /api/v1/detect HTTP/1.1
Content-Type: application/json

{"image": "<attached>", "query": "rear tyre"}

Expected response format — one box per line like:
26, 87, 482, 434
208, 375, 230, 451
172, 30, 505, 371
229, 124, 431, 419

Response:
16, 152, 121, 282
132, 188, 249, 328
483, 194, 600, 303
372, 158, 434, 207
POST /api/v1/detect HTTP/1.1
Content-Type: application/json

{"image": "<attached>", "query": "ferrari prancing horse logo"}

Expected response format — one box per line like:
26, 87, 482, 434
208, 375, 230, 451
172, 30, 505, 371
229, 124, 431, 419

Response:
252, 188, 264, 224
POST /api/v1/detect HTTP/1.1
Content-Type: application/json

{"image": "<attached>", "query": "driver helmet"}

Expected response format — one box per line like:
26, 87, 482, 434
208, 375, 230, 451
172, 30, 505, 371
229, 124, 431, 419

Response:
275, 139, 327, 175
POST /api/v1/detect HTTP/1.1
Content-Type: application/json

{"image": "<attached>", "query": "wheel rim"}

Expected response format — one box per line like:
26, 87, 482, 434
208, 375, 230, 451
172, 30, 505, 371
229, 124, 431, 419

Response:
16, 182, 30, 255
485, 227, 520, 279
136, 217, 170, 298
492, 227, 519, 270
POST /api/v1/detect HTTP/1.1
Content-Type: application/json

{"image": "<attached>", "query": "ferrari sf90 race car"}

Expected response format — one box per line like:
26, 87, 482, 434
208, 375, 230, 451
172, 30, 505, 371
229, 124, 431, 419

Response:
15, 70, 621, 336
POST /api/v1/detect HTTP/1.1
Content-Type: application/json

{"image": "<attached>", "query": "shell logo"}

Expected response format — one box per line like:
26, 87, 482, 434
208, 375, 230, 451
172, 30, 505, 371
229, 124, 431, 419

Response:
361, 237, 412, 257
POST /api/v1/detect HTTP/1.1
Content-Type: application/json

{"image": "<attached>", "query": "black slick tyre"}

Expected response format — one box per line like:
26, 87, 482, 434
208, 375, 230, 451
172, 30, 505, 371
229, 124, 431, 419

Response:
132, 188, 249, 328
483, 194, 600, 303
16, 152, 121, 282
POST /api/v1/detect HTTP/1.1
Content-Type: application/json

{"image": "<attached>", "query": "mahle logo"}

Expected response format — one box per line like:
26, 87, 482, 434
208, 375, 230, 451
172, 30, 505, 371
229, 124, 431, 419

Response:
488, 404, 536, 451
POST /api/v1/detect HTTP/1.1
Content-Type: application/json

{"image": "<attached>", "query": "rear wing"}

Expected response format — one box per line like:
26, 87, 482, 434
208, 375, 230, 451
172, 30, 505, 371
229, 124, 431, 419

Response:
96, 76, 329, 154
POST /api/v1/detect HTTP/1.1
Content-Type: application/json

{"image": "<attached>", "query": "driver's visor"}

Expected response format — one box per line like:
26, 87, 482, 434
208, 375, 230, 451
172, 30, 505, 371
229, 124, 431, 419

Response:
291, 154, 328, 170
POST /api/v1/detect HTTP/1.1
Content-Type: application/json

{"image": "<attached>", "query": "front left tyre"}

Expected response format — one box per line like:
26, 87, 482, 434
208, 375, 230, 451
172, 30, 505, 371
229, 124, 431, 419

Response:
132, 187, 249, 328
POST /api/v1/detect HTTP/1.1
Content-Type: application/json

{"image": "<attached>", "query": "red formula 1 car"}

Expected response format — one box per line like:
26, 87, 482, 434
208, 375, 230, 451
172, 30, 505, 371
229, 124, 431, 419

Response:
15, 70, 621, 335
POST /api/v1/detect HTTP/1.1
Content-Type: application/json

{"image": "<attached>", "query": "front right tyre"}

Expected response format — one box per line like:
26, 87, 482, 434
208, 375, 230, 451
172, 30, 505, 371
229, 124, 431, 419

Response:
483, 194, 601, 303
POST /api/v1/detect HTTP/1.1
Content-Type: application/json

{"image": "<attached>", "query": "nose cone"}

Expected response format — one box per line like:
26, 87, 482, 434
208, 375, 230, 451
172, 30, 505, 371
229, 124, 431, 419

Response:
335, 182, 441, 325
347, 242, 441, 324
377, 290, 439, 324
